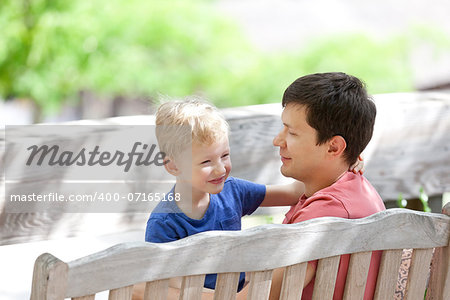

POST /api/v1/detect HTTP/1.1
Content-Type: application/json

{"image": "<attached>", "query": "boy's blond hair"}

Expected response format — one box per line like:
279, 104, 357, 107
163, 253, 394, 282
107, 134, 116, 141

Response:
155, 97, 229, 159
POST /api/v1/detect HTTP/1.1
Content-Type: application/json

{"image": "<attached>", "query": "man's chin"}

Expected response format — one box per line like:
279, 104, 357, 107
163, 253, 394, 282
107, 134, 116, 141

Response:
280, 167, 290, 178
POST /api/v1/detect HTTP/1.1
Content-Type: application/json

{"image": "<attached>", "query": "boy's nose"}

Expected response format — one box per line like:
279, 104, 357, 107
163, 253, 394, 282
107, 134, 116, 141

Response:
213, 161, 226, 174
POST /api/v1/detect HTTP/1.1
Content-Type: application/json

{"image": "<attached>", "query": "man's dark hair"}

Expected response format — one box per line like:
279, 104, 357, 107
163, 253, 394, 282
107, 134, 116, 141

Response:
282, 72, 376, 166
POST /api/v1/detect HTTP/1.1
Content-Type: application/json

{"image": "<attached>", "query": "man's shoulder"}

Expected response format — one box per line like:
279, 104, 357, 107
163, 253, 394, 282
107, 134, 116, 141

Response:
314, 172, 385, 217
325, 172, 380, 197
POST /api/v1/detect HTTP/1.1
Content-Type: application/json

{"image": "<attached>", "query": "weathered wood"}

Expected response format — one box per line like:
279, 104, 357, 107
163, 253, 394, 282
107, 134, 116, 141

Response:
30, 253, 68, 300
426, 245, 450, 300
363, 93, 450, 202
143, 279, 169, 300
55, 209, 450, 298
108, 285, 133, 300
279, 263, 307, 300
72, 295, 95, 300
312, 255, 340, 300
247, 270, 273, 300
404, 248, 434, 300
342, 251, 372, 299
373, 249, 404, 300
213, 272, 240, 300
179, 274, 205, 300
426, 202, 450, 300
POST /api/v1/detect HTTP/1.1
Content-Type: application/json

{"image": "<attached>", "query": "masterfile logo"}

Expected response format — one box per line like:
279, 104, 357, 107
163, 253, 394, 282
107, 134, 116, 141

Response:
25, 142, 167, 172
3, 125, 191, 213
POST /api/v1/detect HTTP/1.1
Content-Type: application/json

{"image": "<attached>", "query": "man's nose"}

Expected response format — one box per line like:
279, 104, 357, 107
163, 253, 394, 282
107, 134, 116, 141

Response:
273, 129, 286, 147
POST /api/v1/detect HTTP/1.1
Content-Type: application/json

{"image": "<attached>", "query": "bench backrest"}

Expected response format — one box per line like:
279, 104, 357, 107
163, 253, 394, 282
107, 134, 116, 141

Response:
30, 204, 450, 300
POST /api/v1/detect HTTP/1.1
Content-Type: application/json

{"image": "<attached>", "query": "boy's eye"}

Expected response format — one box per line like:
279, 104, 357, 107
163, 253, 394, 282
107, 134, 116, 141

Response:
288, 131, 297, 136
200, 160, 211, 164
222, 153, 230, 158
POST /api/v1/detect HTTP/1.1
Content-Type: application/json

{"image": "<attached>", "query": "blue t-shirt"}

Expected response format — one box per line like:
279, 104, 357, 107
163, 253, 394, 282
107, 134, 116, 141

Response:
145, 176, 266, 292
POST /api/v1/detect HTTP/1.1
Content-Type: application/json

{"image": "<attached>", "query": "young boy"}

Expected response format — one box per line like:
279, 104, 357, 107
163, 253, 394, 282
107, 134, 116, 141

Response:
145, 98, 304, 294
145, 98, 363, 296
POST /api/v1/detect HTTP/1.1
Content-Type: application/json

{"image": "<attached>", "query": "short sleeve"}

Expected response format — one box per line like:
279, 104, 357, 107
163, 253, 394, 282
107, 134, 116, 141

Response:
231, 177, 266, 216
290, 196, 349, 224
145, 217, 178, 243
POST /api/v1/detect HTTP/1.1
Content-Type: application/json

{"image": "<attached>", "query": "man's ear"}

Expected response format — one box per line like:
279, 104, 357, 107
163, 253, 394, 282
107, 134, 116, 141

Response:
163, 157, 181, 176
327, 135, 347, 157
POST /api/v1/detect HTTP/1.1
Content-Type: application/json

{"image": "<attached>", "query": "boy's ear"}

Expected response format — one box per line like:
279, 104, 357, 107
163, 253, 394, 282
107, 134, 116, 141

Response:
327, 135, 346, 158
163, 157, 181, 176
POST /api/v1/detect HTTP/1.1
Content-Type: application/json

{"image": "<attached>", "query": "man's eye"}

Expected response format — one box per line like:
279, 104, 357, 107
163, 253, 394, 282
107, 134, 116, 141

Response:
288, 131, 297, 136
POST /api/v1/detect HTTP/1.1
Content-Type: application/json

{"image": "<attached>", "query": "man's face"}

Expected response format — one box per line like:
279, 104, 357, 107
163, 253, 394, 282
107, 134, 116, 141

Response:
273, 103, 328, 182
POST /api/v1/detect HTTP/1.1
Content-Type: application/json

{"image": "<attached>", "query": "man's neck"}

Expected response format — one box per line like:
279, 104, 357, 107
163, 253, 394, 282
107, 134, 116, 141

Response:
303, 165, 349, 197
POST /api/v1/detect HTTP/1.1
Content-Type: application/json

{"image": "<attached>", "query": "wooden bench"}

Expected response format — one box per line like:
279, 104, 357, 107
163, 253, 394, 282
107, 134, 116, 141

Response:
30, 204, 450, 300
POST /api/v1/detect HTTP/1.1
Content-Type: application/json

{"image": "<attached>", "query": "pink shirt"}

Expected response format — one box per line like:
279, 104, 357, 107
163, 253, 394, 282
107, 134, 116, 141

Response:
283, 172, 385, 300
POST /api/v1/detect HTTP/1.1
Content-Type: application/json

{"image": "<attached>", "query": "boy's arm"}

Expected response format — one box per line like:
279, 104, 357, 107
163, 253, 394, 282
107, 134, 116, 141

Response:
260, 180, 305, 207
260, 156, 364, 207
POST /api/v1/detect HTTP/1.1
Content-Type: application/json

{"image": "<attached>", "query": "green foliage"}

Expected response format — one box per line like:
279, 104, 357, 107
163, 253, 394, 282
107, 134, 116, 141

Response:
1, 1, 450, 117
397, 188, 432, 212
0, 0, 257, 114
397, 192, 407, 208
285, 33, 414, 94
419, 187, 432, 213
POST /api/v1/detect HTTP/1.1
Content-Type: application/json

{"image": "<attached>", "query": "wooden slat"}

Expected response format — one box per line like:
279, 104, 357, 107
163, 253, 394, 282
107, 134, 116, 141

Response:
179, 274, 206, 300
426, 203, 450, 300
404, 248, 433, 300
247, 270, 273, 300
373, 249, 403, 300
343, 251, 372, 300
108, 285, 133, 300
73, 296, 95, 300
144, 279, 169, 300
280, 262, 308, 300
427, 244, 450, 300
213, 272, 240, 300
30, 253, 68, 300
312, 255, 341, 300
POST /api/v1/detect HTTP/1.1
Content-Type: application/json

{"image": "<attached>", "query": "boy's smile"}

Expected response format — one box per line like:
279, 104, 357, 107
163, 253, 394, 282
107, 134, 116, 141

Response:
176, 136, 231, 202
208, 175, 227, 185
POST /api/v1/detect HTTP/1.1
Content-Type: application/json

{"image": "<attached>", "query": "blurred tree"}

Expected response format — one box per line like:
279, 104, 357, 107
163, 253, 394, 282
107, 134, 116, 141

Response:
1, 0, 449, 121
0, 0, 257, 119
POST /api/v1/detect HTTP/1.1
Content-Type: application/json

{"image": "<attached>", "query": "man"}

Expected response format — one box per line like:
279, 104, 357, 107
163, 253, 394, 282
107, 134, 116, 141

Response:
270, 72, 385, 300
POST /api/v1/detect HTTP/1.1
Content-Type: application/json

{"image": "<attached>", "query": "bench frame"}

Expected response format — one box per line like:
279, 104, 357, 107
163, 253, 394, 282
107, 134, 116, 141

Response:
30, 204, 450, 300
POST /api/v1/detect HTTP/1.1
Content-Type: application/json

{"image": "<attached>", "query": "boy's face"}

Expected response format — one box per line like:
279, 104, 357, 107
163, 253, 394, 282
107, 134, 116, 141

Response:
177, 136, 232, 197
273, 103, 328, 183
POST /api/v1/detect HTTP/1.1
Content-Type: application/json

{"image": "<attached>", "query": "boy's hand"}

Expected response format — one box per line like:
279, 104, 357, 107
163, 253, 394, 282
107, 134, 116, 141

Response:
349, 155, 364, 174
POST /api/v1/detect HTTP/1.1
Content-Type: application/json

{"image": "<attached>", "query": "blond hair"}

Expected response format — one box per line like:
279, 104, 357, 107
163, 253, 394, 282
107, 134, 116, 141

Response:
155, 97, 229, 159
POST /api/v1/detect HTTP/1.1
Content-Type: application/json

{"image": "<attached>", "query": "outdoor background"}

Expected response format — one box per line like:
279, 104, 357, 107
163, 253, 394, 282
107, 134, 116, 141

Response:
1, 0, 450, 124
1, 1, 450, 299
